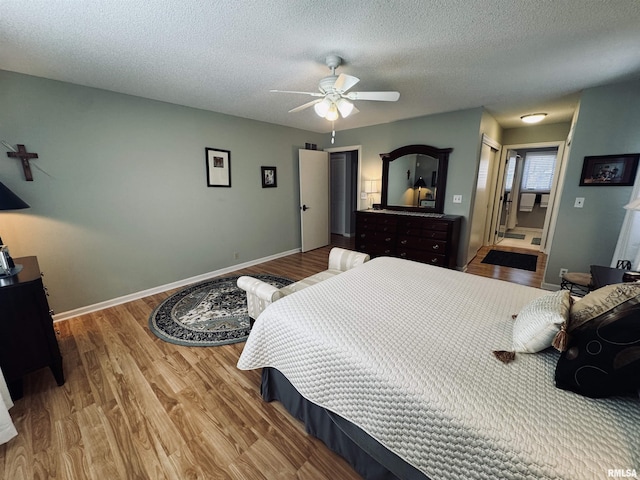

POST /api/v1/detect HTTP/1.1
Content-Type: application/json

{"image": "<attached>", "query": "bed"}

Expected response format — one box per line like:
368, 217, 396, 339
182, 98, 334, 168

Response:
237, 256, 639, 479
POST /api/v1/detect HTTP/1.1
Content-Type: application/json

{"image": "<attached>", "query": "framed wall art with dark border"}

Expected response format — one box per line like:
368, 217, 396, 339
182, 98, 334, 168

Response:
579, 154, 639, 186
261, 166, 277, 188
205, 148, 231, 187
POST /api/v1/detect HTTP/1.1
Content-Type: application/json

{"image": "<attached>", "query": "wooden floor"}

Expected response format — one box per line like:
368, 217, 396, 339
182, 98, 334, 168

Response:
0, 240, 546, 480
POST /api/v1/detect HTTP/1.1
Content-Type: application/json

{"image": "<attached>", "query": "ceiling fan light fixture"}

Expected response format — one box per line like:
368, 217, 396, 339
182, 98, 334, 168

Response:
336, 98, 354, 118
325, 103, 339, 121
314, 98, 331, 117
521, 113, 547, 124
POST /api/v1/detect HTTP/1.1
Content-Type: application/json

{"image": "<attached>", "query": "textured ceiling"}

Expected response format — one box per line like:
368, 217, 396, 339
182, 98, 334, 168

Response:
1, 0, 639, 133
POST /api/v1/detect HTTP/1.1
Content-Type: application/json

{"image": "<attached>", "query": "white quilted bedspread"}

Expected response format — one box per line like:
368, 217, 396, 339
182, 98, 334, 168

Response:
237, 257, 640, 480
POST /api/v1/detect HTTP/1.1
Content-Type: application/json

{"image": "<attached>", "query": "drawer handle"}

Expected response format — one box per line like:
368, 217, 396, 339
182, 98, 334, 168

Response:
399, 252, 407, 258
49, 309, 55, 316
432, 244, 440, 250
385, 237, 392, 242
360, 233, 366, 238
384, 249, 391, 254
430, 233, 437, 238
400, 239, 407, 245
431, 258, 438, 263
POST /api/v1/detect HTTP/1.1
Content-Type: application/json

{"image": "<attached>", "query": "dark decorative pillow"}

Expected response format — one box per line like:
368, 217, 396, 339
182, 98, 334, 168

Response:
555, 299, 640, 398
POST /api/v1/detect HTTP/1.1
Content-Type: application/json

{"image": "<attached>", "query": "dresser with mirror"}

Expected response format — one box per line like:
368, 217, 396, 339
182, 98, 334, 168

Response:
355, 144, 461, 269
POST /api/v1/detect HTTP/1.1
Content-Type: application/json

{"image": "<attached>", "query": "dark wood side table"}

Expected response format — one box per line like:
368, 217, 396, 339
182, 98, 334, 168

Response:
590, 265, 625, 290
0, 256, 64, 400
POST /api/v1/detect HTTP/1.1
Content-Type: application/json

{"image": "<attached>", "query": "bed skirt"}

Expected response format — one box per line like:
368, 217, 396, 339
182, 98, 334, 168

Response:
260, 367, 429, 480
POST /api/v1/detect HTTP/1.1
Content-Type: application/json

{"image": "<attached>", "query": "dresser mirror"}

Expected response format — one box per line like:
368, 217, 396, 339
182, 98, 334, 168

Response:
380, 144, 452, 213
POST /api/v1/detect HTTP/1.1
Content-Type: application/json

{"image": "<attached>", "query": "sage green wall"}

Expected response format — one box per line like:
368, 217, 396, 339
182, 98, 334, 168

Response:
502, 122, 571, 145
332, 108, 485, 267
0, 71, 324, 313
545, 79, 640, 285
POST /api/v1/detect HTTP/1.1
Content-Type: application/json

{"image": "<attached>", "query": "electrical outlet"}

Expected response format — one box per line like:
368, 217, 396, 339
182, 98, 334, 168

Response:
574, 197, 585, 208
559, 268, 568, 278
360, 191, 368, 200
453, 195, 462, 204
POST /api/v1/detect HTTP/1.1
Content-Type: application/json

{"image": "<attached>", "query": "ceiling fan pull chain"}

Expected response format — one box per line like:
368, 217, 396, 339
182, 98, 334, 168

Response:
331, 123, 335, 144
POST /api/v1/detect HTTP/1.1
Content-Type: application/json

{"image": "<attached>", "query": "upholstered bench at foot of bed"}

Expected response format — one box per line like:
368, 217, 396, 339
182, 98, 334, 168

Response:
237, 247, 370, 323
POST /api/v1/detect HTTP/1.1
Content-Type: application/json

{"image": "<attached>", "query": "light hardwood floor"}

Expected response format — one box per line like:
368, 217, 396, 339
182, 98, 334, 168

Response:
0, 241, 546, 479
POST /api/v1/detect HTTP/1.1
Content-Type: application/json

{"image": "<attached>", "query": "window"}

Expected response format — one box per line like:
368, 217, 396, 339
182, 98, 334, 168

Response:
521, 150, 557, 191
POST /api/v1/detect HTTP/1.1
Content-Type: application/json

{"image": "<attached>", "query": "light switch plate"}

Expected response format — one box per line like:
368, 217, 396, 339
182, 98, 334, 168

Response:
574, 197, 585, 208
360, 192, 368, 200
453, 195, 462, 204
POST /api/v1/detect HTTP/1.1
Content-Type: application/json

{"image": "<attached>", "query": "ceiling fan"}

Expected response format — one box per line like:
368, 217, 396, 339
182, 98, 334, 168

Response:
270, 55, 400, 121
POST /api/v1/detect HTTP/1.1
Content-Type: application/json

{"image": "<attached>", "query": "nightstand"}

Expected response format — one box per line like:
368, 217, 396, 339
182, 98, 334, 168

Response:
0, 256, 64, 400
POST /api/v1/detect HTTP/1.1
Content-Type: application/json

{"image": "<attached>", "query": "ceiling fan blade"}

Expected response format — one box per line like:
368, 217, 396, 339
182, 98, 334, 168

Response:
346, 91, 400, 101
333, 74, 360, 93
288, 99, 322, 113
270, 89, 323, 97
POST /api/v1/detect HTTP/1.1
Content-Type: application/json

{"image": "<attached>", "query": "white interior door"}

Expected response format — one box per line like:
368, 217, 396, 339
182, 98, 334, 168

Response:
467, 142, 497, 263
299, 149, 330, 252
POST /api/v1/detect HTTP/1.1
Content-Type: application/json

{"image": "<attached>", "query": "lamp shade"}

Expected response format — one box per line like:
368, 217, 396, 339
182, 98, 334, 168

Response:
314, 98, 331, 118
364, 180, 378, 194
325, 103, 339, 121
414, 176, 427, 188
0, 182, 29, 210
336, 98, 354, 118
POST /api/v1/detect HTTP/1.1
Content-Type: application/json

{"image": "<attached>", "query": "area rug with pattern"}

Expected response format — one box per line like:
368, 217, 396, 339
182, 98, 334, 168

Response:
149, 274, 293, 347
481, 249, 538, 272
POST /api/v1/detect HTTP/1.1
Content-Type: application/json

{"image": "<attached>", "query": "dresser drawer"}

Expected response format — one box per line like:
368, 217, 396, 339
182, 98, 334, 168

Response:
356, 240, 395, 256
357, 213, 397, 227
397, 236, 447, 253
422, 229, 448, 241
397, 248, 446, 266
397, 224, 447, 239
357, 230, 395, 245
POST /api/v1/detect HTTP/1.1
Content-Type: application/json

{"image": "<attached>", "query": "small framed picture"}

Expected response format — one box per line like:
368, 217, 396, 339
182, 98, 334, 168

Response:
261, 166, 277, 188
579, 154, 639, 186
205, 148, 231, 187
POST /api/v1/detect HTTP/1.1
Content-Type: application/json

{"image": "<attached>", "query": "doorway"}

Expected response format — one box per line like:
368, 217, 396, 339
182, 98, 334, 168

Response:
489, 141, 566, 253
327, 146, 362, 240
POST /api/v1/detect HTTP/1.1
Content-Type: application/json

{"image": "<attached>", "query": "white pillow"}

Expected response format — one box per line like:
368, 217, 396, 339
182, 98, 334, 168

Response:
512, 290, 571, 353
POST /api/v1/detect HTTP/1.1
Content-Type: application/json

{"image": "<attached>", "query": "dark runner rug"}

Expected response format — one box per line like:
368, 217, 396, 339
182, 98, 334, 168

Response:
149, 274, 292, 347
481, 249, 538, 272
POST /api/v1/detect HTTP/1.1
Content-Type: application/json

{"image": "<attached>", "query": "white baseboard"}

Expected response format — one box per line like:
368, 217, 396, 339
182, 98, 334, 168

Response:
53, 248, 301, 322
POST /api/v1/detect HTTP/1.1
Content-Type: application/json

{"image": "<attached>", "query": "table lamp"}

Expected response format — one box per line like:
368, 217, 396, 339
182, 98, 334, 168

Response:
364, 180, 379, 209
414, 176, 427, 206
0, 182, 29, 277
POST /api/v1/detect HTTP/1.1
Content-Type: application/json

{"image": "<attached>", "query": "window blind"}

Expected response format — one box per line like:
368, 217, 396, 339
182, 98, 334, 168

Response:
521, 151, 557, 191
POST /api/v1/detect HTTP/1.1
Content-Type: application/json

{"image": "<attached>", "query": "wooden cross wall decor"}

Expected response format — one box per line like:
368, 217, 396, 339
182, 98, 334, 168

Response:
7, 144, 39, 181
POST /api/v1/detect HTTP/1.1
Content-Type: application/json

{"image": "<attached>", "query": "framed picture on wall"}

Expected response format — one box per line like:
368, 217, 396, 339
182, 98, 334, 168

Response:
579, 153, 639, 186
205, 148, 231, 187
261, 166, 277, 188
